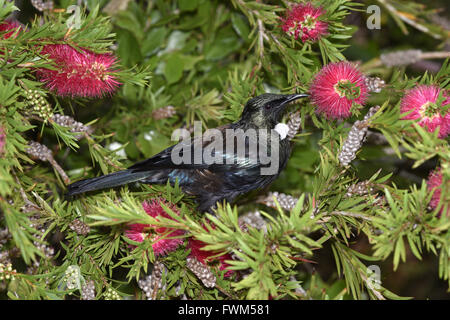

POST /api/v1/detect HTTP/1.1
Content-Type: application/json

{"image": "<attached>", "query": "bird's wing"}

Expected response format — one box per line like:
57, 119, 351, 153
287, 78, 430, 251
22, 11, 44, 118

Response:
128, 124, 261, 173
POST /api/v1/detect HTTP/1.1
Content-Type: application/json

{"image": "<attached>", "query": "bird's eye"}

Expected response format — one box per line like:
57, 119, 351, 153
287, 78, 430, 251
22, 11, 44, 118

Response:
265, 100, 282, 110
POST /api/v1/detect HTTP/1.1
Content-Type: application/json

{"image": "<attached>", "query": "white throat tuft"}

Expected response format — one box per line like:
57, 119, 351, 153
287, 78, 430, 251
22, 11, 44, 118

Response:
274, 123, 289, 140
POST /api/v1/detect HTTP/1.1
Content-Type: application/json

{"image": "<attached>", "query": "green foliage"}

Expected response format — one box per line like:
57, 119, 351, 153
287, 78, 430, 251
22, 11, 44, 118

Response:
0, 0, 448, 300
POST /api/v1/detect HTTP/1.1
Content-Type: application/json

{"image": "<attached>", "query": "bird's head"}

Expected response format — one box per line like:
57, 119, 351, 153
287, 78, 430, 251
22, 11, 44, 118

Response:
241, 93, 309, 127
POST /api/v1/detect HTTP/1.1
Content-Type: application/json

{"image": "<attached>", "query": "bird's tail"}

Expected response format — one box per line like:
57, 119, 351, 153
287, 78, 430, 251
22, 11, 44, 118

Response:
67, 170, 149, 196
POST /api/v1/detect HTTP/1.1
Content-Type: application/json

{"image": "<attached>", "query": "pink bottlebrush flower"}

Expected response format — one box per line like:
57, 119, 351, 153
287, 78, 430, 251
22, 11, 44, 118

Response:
281, 3, 328, 42
427, 169, 449, 217
124, 223, 147, 243
124, 198, 184, 257
310, 61, 369, 119
0, 20, 22, 39
188, 235, 234, 278
400, 85, 450, 138
35, 44, 121, 98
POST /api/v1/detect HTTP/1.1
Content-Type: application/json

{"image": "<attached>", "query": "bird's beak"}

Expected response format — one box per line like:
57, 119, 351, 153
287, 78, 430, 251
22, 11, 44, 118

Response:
280, 93, 309, 106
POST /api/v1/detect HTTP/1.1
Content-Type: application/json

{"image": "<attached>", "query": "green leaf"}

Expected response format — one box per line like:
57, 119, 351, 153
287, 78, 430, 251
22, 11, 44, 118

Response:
393, 236, 406, 271
178, 0, 199, 12
164, 53, 185, 84
142, 27, 168, 56
231, 13, 250, 40
178, 54, 203, 70
116, 29, 143, 66
114, 10, 144, 40
204, 27, 241, 61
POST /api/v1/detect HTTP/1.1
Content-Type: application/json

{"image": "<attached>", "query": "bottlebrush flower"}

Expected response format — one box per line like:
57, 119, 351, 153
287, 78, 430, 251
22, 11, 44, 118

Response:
188, 236, 234, 278
281, 3, 328, 42
124, 198, 184, 257
400, 85, 449, 138
36, 44, 120, 98
427, 169, 449, 217
310, 61, 369, 119
0, 20, 22, 39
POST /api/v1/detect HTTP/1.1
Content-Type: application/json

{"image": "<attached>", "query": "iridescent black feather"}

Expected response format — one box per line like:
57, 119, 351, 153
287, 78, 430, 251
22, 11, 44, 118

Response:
67, 93, 308, 212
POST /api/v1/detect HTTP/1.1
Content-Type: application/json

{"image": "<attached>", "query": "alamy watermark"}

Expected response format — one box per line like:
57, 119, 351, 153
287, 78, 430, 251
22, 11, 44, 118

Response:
367, 5, 381, 30
170, 121, 283, 175
366, 265, 381, 290
66, 5, 82, 29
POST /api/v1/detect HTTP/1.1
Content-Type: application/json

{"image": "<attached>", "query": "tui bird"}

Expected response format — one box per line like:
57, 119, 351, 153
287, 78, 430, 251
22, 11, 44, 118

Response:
67, 93, 308, 212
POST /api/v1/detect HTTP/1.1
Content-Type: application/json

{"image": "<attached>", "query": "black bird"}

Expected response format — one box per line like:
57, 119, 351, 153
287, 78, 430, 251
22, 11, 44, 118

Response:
67, 93, 308, 212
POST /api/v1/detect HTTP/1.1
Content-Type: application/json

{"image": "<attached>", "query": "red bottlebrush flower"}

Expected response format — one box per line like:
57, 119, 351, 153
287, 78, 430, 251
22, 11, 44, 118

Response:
310, 61, 369, 119
400, 85, 450, 139
124, 223, 147, 243
36, 44, 121, 98
281, 3, 328, 42
124, 198, 184, 257
188, 236, 234, 278
427, 169, 449, 217
0, 20, 22, 39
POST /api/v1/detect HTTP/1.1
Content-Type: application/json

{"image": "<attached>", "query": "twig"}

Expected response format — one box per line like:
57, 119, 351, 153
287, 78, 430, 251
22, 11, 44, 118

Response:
12, 171, 41, 211
26, 141, 71, 184
360, 271, 385, 300
377, 0, 442, 39
420, 52, 450, 60
257, 19, 265, 59
361, 51, 450, 71
47, 157, 70, 184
